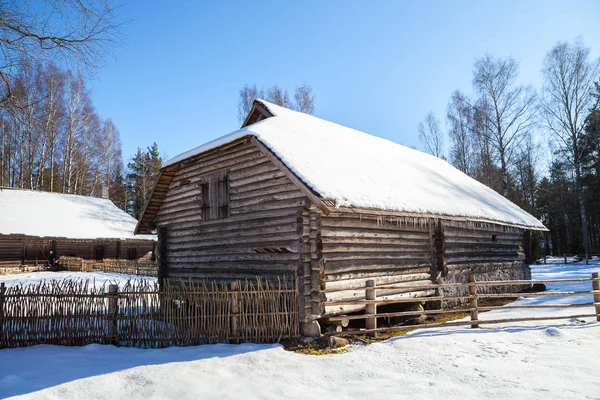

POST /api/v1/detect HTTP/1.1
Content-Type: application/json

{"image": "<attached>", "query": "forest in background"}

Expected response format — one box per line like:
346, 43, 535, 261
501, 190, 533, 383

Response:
0, 1, 160, 219
418, 38, 600, 258
1, 2, 597, 259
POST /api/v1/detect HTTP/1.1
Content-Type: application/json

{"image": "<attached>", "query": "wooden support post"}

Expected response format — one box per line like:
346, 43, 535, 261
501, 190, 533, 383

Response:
469, 274, 479, 328
107, 284, 119, 345
230, 281, 240, 341
592, 272, 600, 323
158, 227, 168, 291
365, 279, 377, 337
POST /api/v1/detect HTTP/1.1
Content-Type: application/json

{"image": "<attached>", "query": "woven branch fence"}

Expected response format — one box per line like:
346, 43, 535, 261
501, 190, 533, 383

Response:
58, 257, 158, 277
0, 277, 299, 349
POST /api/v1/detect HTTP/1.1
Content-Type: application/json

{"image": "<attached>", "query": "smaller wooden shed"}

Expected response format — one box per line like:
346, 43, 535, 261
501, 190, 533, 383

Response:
0, 188, 156, 267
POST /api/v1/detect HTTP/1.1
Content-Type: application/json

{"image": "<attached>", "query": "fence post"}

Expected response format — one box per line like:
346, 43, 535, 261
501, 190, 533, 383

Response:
107, 284, 119, 345
230, 281, 240, 342
469, 275, 479, 328
592, 272, 600, 323
564, 254, 567, 264
365, 279, 377, 338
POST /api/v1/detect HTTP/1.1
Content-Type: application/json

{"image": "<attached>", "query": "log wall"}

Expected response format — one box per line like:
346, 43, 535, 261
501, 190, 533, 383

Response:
320, 215, 436, 316
318, 215, 530, 317
0, 234, 155, 265
154, 139, 305, 284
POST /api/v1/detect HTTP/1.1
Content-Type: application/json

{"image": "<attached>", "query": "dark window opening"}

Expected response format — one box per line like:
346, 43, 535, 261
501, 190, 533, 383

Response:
492, 234, 497, 242
94, 245, 105, 261
127, 247, 138, 260
200, 171, 230, 220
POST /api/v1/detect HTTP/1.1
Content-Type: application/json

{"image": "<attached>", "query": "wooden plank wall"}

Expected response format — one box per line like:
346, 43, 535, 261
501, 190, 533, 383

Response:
320, 214, 435, 316
155, 139, 305, 283
0, 235, 155, 264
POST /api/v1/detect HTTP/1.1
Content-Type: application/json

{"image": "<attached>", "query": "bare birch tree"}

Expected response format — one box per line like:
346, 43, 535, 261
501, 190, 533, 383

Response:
472, 54, 538, 197
446, 90, 474, 175
0, 0, 121, 104
237, 84, 316, 122
418, 112, 445, 158
541, 38, 600, 261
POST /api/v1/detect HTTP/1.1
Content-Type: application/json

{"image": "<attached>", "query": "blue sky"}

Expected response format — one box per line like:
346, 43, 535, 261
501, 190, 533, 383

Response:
88, 0, 600, 162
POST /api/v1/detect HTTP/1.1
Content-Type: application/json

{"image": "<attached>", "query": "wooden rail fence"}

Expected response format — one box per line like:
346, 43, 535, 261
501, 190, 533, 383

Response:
0, 277, 298, 349
323, 272, 600, 338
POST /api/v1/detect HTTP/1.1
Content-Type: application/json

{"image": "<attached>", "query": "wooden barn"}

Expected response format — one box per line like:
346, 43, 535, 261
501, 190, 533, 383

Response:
136, 99, 546, 336
0, 188, 156, 267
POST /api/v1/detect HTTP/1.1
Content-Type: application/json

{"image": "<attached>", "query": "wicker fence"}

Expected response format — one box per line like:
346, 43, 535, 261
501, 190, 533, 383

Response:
58, 257, 158, 277
323, 273, 600, 338
0, 277, 299, 349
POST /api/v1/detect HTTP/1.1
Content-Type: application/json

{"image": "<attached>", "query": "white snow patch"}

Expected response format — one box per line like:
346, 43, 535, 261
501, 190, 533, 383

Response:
0, 271, 156, 288
0, 262, 598, 399
0, 189, 156, 240
164, 100, 545, 229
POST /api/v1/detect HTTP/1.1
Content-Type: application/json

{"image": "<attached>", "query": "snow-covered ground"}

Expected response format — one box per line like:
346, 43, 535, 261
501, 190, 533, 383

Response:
0, 271, 156, 289
1, 262, 599, 400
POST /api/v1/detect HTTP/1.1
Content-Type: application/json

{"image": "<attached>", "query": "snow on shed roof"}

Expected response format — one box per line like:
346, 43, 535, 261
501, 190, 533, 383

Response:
0, 188, 156, 240
165, 100, 545, 230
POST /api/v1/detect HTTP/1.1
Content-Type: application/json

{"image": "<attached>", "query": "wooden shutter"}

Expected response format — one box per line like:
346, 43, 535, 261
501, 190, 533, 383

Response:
217, 172, 229, 219
200, 181, 210, 220
200, 171, 229, 220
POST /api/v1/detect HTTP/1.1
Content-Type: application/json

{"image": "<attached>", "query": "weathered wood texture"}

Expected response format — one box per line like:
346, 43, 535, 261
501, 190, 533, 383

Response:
0, 277, 298, 348
0, 234, 155, 265
317, 215, 528, 317
154, 139, 304, 285
319, 215, 435, 316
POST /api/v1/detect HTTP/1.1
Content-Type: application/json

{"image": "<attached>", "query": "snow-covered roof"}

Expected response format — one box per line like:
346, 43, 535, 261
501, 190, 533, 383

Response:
165, 100, 545, 230
0, 188, 157, 240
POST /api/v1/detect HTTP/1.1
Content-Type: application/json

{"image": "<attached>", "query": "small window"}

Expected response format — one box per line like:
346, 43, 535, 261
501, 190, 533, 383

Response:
492, 234, 497, 242
200, 171, 229, 220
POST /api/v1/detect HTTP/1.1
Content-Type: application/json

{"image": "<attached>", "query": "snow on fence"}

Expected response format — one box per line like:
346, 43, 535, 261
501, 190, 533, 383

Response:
58, 257, 158, 277
0, 277, 299, 349
324, 273, 600, 338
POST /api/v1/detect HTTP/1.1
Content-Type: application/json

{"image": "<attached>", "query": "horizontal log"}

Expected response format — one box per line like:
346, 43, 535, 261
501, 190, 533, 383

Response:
163, 207, 300, 231
321, 227, 429, 240
323, 273, 431, 291
324, 281, 433, 302
322, 241, 430, 252
168, 223, 298, 242
232, 197, 307, 214
447, 257, 526, 265
230, 170, 287, 188
230, 190, 304, 209
321, 237, 431, 246
324, 267, 431, 282
322, 251, 432, 262
230, 183, 300, 201
229, 161, 279, 180
230, 176, 295, 195
166, 252, 301, 263
321, 217, 430, 232
324, 259, 431, 274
